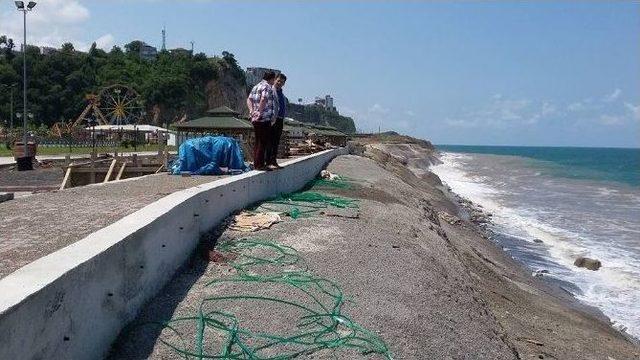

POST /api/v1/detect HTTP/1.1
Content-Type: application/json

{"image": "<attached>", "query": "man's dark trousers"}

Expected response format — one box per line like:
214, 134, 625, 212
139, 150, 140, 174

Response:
267, 117, 284, 166
253, 121, 271, 169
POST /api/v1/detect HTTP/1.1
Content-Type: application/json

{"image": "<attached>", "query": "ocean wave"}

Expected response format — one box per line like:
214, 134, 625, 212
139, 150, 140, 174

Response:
430, 151, 640, 338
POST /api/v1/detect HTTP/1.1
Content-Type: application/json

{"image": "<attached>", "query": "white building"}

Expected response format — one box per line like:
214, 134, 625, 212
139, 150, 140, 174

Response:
40, 46, 57, 56
140, 43, 157, 60
314, 95, 336, 112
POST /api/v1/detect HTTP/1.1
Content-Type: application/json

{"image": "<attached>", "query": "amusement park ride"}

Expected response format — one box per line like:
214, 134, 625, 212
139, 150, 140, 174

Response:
55, 85, 170, 189
48, 84, 146, 139
73, 84, 145, 127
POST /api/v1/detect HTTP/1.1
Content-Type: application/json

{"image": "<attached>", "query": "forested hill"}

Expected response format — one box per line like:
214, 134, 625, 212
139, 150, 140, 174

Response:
0, 39, 241, 127
0, 37, 356, 134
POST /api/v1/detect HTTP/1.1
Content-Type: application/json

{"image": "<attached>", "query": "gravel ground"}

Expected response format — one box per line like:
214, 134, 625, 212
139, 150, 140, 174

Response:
0, 173, 224, 279
108, 153, 639, 359
0, 164, 64, 188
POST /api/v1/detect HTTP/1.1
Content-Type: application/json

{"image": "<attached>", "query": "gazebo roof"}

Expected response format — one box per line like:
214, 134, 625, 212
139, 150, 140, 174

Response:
174, 116, 252, 131
206, 106, 240, 117
284, 117, 305, 126
308, 124, 347, 137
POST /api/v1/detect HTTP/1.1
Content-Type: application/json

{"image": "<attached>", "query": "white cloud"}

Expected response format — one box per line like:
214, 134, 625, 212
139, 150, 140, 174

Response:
445, 117, 479, 128
404, 110, 415, 117
94, 34, 115, 50
0, 0, 99, 50
599, 114, 624, 125
541, 102, 557, 117
567, 101, 586, 112
340, 106, 359, 118
368, 103, 389, 115
603, 88, 622, 103
624, 103, 640, 121
446, 96, 562, 128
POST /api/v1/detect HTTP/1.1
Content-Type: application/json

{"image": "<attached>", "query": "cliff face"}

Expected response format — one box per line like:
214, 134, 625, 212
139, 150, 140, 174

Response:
287, 103, 356, 134
204, 67, 357, 134
205, 69, 248, 116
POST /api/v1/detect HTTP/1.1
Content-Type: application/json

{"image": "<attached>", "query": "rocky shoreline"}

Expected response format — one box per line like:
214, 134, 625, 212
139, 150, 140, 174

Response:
357, 137, 640, 354
433, 149, 640, 350
435, 156, 639, 344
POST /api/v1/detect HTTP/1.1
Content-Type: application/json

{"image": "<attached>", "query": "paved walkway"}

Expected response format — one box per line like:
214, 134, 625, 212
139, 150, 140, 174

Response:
0, 173, 224, 278
0, 151, 176, 166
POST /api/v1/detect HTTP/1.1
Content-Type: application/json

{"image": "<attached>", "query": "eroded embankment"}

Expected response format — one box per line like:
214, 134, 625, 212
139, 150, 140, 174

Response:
109, 144, 639, 360
358, 142, 640, 359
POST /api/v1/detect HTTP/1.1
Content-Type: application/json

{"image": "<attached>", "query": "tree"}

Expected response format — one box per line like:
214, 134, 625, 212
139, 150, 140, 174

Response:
0, 36, 15, 60
0, 37, 246, 129
61, 43, 75, 53
124, 40, 144, 56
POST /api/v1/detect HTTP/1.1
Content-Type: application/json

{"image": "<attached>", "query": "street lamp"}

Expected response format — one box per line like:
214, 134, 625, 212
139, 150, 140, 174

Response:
15, 0, 36, 171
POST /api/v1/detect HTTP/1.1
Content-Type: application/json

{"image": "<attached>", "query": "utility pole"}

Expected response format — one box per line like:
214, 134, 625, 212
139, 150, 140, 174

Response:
190, 41, 194, 54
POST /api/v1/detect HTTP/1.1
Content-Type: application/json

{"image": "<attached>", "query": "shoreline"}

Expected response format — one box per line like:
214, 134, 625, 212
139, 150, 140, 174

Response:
441, 177, 637, 341
431, 148, 640, 344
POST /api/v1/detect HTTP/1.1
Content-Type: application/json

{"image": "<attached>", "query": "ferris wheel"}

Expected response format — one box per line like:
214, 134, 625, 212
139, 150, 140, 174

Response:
97, 85, 145, 125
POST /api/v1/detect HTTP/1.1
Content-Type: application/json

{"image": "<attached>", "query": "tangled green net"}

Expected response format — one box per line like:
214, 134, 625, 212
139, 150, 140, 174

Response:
257, 191, 359, 219
152, 239, 392, 359
306, 176, 356, 190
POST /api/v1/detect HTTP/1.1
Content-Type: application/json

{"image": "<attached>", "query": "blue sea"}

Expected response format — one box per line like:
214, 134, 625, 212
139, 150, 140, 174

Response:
430, 145, 640, 338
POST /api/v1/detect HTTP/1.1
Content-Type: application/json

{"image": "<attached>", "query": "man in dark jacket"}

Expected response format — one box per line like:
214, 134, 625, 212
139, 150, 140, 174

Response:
267, 73, 287, 168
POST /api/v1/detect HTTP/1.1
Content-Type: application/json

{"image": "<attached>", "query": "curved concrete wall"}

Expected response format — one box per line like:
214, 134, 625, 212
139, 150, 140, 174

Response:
0, 148, 347, 360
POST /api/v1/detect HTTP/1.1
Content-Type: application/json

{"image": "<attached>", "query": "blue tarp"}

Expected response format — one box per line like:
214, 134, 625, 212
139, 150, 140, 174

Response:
170, 136, 250, 175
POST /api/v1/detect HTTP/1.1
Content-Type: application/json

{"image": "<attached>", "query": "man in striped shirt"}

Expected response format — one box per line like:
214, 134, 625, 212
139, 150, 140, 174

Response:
246, 71, 277, 170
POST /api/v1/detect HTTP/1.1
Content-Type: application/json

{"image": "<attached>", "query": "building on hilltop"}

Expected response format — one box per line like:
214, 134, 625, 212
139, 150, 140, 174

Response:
140, 43, 157, 60
245, 67, 281, 88
40, 46, 57, 56
314, 95, 336, 112
170, 48, 191, 57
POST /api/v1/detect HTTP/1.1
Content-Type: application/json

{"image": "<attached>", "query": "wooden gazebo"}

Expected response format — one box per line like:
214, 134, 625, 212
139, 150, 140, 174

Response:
174, 106, 253, 145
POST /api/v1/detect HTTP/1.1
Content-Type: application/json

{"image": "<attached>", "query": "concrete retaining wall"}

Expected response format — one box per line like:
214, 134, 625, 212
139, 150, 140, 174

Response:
0, 148, 347, 360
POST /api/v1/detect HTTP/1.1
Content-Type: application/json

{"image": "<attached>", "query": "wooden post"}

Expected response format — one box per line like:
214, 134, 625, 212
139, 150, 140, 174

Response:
104, 159, 117, 183
132, 154, 139, 177
115, 162, 126, 180
60, 165, 73, 190
90, 152, 96, 184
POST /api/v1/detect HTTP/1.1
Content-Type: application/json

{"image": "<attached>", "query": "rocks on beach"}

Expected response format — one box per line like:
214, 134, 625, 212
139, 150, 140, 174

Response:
574, 257, 602, 271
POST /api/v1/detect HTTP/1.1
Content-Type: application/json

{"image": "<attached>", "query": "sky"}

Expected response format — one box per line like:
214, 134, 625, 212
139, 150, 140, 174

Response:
1, 0, 639, 147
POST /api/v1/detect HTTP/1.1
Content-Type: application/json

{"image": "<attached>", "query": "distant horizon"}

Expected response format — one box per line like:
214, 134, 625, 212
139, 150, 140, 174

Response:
435, 143, 640, 150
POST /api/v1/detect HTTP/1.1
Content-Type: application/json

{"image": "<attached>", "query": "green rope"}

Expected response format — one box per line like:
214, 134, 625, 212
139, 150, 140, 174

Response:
256, 192, 359, 219
152, 239, 393, 360
306, 176, 356, 190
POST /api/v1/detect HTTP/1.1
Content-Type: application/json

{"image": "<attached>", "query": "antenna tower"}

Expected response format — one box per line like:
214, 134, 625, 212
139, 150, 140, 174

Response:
161, 26, 166, 51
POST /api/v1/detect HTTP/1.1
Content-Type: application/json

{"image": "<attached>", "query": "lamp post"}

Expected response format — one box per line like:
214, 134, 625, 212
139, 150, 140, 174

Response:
15, 1, 36, 171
